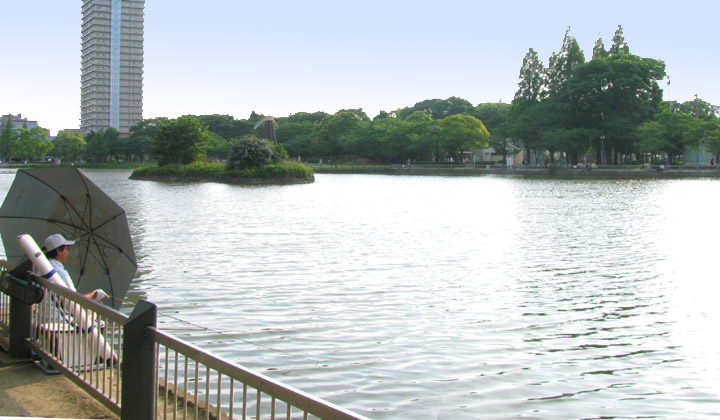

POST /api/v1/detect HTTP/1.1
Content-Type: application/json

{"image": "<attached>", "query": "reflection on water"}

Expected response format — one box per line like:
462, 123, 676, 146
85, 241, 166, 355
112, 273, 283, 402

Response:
1, 170, 719, 419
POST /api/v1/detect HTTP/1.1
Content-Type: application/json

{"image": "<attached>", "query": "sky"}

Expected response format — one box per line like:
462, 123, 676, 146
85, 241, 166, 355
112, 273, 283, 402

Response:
2, 0, 718, 136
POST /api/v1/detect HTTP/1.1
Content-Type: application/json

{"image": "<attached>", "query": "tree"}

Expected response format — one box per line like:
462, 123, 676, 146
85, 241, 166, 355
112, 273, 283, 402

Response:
438, 115, 490, 160
85, 129, 109, 162
609, 25, 630, 57
686, 119, 713, 163
279, 111, 329, 124
14, 126, 53, 161
336, 109, 370, 121
592, 37, 608, 60
509, 48, 550, 161
471, 103, 510, 133
634, 121, 666, 163
565, 54, 665, 162
312, 111, 362, 158
152, 115, 210, 166
83, 127, 118, 162
52, 130, 86, 162
126, 118, 167, 162
0, 118, 18, 161
513, 48, 546, 104
676, 98, 718, 121
104, 127, 120, 162
405, 111, 438, 162
349, 118, 413, 163
654, 111, 703, 164
197, 114, 238, 139
395, 97, 474, 120
704, 121, 720, 163
276, 121, 318, 159
205, 131, 231, 161
374, 110, 392, 120
547, 27, 585, 95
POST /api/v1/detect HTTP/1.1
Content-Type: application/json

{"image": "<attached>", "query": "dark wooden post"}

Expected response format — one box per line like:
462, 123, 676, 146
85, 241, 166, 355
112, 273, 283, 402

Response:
122, 300, 157, 420
9, 297, 32, 358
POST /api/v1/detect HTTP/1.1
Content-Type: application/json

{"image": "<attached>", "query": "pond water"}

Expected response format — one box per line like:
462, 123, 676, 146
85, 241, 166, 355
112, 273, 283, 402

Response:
1, 169, 719, 419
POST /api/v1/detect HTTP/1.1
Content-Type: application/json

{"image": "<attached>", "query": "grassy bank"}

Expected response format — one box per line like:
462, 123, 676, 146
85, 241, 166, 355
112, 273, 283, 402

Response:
130, 161, 315, 184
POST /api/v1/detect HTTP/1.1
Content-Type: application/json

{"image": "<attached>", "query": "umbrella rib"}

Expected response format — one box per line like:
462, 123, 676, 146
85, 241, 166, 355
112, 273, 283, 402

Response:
76, 168, 94, 235
78, 233, 115, 298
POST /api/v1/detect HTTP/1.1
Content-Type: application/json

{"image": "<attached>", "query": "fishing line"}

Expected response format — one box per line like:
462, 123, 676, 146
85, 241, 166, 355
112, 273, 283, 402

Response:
110, 296, 329, 366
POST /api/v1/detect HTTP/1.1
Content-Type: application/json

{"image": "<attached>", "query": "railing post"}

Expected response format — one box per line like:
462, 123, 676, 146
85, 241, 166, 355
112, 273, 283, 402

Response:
122, 300, 157, 420
8, 297, 32, 358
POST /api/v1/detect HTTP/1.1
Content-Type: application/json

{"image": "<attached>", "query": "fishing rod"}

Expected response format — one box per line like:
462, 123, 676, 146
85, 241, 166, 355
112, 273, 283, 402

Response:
109, 295, 329, 367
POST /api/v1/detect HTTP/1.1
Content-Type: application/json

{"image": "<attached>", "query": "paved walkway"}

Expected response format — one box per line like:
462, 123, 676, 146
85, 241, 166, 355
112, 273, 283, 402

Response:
0, 348, 118, 419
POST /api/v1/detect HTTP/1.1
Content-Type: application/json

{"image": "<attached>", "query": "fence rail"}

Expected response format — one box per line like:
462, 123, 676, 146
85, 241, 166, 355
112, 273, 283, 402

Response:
150, 327, 368, 420
1, 272, 370, 420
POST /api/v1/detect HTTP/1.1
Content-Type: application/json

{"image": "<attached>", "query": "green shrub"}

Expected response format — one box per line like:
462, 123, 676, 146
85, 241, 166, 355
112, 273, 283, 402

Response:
273, 143, 289, 161
226, 136, 280, 170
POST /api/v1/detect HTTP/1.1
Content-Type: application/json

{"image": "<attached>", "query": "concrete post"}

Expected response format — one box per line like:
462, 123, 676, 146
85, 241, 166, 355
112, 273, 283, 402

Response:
121, 300, 157, 420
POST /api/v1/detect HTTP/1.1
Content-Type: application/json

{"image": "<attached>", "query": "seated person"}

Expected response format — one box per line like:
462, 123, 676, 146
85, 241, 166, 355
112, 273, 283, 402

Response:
43, 234, 107, 302
42, 233, 117, 367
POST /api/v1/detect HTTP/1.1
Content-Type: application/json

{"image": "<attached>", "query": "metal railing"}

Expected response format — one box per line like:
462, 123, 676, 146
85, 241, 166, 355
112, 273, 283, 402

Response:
150, 327, 369, 420
1, 273, 371, 420
27, 275, 126, 414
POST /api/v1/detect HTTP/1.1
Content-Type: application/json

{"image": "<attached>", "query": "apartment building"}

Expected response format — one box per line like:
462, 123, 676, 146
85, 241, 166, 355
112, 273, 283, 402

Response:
80, 0, 144, 136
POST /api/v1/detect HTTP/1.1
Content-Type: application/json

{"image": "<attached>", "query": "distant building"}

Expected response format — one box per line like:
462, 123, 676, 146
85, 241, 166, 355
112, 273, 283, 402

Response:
0, 114, 39, 134
476, 141, 524, 166
60, 128, 84, 137
81, 0, 144, 136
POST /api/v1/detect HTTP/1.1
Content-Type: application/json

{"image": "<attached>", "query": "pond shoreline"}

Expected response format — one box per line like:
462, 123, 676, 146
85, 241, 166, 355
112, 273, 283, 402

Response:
313, 166, 720, 179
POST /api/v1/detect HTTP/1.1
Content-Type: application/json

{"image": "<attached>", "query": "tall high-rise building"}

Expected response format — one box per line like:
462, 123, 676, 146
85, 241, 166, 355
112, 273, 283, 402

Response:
81, 0, 144, 136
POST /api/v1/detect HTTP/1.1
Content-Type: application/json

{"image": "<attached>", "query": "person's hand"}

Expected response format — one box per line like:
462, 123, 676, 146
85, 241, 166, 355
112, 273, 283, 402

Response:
93, 289, 109, 301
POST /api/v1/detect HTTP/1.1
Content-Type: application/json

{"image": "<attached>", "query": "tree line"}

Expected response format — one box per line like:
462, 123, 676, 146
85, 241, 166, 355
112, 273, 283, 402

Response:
4, 103, 498, 165
122, 105, 497, 165
2, 25, 717, 166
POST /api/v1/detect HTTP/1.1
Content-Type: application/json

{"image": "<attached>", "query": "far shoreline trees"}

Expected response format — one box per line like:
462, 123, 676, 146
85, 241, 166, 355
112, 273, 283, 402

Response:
505, 25, 717, 166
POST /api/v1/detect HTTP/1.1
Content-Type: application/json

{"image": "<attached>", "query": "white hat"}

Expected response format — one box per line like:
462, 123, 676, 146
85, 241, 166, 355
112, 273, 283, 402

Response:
43, 234, 76, 251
